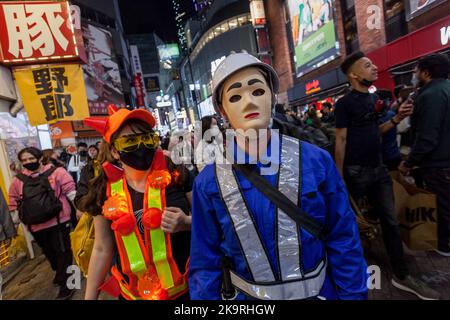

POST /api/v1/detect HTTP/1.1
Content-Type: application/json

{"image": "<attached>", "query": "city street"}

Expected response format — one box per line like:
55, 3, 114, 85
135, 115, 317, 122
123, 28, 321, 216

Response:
3, 233, 450, 300
0, 0, 450, 303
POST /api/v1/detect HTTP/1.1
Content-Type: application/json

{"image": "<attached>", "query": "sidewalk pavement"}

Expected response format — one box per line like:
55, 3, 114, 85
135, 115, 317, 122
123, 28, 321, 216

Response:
1, 237, 449, 300
366, 233, 450, 300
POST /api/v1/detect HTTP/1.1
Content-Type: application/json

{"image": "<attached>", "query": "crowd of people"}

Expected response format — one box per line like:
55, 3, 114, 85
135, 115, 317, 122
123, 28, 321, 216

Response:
2, 51, 449, 301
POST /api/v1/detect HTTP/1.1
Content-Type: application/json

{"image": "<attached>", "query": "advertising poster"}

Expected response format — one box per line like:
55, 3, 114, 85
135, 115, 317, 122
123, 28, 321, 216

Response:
14, 63, 90, 126
406, 0, 446, 21
144, 76, 160, 92
287, 0, 340, 77
81, 22, 124, 115
157, 43, 180, 61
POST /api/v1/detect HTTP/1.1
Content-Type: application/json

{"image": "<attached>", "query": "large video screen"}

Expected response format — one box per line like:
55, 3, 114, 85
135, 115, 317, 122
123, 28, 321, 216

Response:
158, 43, 180, 61
287, 0, 340, 77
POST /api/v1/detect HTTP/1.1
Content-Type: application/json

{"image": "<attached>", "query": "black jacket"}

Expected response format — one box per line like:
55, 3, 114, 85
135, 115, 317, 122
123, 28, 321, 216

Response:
407, 79, 450, 168
0, 190, 16, 241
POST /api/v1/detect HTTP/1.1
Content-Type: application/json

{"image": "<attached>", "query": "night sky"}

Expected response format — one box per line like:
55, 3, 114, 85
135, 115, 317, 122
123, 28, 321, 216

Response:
118, 0, 178, 41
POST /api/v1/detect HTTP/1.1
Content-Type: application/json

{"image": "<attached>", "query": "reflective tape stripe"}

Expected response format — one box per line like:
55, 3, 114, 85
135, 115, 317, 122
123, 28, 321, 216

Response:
111, 179, 124, 196
230, 260, 327, 300
150, 229, 174, 289
168, 282, 188, 297
121, 233, 146, 276
148, 187, 162, 209
278, 135, 302, 280
119, 283, 137, 300
216, 163, 275, 282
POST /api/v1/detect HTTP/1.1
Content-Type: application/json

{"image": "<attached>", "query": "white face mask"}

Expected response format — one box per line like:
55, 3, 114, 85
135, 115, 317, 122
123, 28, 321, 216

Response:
221, 67, 272, 132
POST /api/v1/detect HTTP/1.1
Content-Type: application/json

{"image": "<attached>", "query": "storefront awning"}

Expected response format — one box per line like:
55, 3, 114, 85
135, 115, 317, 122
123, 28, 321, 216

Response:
289, 83, 349, 106
288, 67, 348, 105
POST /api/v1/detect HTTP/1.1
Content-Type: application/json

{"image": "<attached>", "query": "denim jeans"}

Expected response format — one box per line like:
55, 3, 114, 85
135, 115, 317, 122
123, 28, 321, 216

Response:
344, 165, 409, 279
420, 167, 450, 251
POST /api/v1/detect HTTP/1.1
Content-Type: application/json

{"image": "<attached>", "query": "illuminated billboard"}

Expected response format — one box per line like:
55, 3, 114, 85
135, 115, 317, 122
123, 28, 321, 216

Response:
158, 43, 180, 61
287, 0, 340, 77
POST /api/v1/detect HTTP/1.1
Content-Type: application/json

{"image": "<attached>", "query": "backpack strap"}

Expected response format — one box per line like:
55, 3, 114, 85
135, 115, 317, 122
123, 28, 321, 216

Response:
40, 166, 62, 226
15, 173, 29, 183
40, 166, 58, 179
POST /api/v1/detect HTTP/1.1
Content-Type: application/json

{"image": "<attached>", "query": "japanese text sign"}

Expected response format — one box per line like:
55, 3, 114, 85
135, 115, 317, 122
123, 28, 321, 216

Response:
0, 1, 78, 64
13, 63, 89, 126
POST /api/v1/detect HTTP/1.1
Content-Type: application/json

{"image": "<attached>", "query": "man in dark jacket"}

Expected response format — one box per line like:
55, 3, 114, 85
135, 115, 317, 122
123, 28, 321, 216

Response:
399, 53, 450, 257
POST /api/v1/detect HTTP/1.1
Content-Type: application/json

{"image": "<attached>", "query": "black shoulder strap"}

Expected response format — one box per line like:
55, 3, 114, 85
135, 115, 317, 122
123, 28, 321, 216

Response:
15, 173, 28, 183
233, 164, 324, 240
40, 166, 58, 179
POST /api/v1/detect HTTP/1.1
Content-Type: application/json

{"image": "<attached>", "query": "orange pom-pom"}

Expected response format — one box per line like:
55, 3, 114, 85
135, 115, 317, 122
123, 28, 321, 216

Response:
111, 213, 136, 236
142, 207, 162, 229
138, 267, 168, 300
148, 170, 171, 189
103, 195, 128, 220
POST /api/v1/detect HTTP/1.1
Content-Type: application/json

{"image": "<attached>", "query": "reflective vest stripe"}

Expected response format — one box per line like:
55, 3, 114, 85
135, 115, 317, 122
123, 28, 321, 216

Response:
150, 229, 174, 289
168, 282, 188, 297
278, 136, 302, 280
108, 175, 188, 299
121, 233, 147, 276
229, 259, 326, 300
216, 163, 275, 282
147, 184, 175, 289
119, 282, 137, 300
110, 179, 147, 277
147, 187, 162, 209
111, 179, 124, 196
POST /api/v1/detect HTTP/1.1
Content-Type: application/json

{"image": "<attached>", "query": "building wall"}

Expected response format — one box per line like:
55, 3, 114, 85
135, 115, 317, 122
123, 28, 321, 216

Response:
73, 0, 116, 18
269, 0, 347, 87
354, 0, 387, 54
190, 24, 258, 101
128, 34, 160, 75
407, 1, 450, 33
265, 0, 294, 102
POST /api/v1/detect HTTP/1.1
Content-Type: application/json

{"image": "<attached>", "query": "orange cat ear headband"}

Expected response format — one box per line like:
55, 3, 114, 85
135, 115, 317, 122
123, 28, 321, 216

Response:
84, 104, 156, 143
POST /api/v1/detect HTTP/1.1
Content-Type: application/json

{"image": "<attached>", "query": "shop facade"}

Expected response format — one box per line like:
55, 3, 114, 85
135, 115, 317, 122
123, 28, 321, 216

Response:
288, 67, 349, 111
368, 15, 450, 92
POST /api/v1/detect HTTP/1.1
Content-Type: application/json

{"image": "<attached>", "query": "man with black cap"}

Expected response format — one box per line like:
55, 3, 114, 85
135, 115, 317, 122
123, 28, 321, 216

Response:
335, 51, 440, 300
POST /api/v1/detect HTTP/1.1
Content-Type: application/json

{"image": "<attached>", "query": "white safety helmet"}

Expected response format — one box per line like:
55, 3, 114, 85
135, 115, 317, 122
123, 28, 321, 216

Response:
211, 52, 280, 114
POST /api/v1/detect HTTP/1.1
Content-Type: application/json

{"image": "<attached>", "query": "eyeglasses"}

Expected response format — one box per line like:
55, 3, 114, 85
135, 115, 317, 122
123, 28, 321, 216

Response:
113, 132, 159, 152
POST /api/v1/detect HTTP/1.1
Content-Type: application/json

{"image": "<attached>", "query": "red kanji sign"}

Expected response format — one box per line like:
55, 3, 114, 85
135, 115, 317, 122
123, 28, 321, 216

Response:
0, 1, 79, 64
134, 72, 146, 107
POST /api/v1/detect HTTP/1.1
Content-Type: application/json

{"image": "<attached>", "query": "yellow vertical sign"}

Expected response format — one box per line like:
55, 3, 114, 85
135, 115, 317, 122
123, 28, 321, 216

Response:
13, 64, 90, 126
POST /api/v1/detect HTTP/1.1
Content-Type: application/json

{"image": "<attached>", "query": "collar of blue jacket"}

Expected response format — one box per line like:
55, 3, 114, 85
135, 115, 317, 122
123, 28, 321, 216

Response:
227, 129, 281, 170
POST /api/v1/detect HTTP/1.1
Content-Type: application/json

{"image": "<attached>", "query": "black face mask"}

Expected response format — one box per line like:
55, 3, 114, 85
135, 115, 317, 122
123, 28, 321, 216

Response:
119, 145, 155, 171
23, 161, 40, 171
79, 151, 88, 157
359, 78, 373, 87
